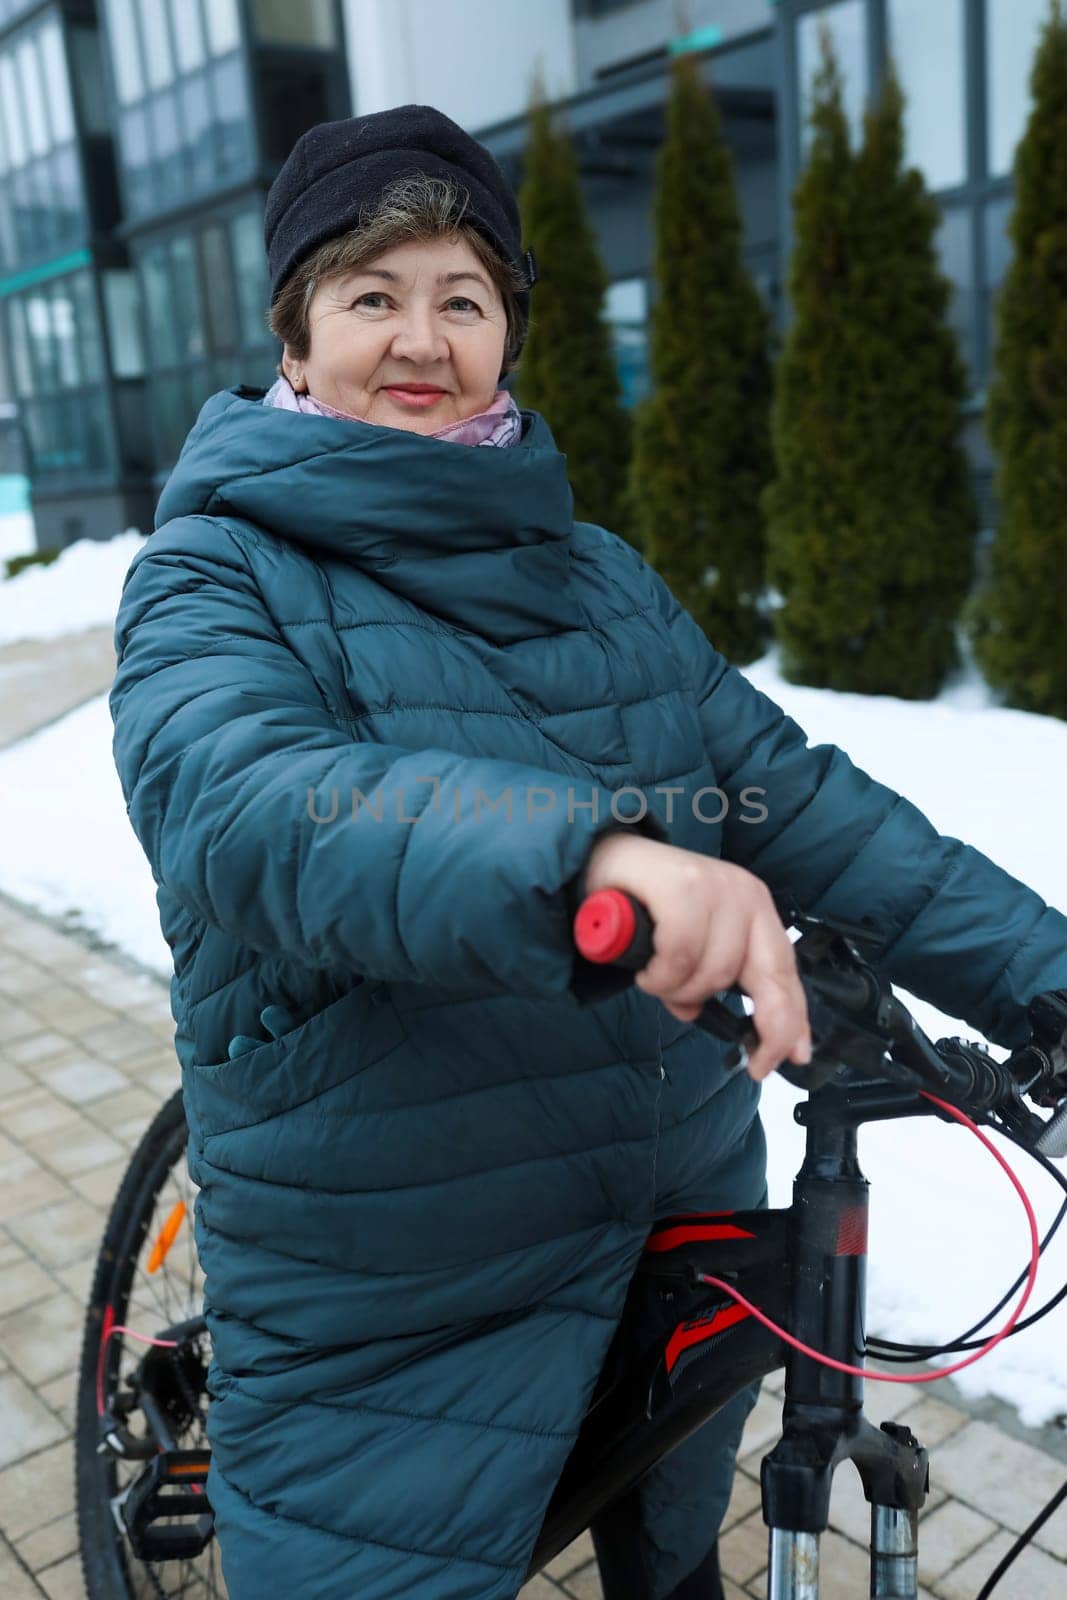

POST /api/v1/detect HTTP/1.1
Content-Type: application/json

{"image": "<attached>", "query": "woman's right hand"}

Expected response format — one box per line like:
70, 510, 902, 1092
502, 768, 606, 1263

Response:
582, 832, 812, 1081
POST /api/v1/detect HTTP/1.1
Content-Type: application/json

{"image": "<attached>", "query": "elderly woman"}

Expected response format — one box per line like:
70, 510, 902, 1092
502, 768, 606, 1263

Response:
110, 106, 1067, 1600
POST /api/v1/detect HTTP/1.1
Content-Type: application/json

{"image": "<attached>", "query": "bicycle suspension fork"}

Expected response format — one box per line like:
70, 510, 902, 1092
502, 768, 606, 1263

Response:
762, 1099, 927, 1600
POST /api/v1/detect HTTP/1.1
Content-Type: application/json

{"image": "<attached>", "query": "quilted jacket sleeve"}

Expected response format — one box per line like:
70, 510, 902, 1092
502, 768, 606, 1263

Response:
110, 518, 665, 1000
641, 558, 1067, 1051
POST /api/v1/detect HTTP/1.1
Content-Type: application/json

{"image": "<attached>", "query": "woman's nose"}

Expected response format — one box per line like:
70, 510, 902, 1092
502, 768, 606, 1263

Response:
390, 306, 447, 360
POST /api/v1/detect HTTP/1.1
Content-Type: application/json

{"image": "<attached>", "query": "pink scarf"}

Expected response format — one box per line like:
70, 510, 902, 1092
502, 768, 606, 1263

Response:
262, 375, 523, 448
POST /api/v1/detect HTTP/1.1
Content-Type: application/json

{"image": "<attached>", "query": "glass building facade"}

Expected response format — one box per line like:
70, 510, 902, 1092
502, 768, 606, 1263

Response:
0, 0, 1053, 548
0, 0, 347, 548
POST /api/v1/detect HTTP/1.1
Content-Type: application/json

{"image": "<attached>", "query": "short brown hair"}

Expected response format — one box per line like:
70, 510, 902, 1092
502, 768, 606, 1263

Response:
266, 171, 529, 383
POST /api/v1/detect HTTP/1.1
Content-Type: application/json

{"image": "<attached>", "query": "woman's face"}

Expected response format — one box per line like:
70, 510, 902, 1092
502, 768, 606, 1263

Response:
282, 235, 509, 434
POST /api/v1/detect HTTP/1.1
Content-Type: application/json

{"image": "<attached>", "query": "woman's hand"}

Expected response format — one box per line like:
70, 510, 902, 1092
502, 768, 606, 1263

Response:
582, 833, 812, 1081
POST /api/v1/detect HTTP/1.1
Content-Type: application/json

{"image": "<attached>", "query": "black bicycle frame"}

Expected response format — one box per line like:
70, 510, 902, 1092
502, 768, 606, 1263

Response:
526, 1077, 932, 1600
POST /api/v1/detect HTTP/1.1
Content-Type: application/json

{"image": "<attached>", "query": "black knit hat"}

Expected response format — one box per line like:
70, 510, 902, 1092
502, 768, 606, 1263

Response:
264, 104, 538, 325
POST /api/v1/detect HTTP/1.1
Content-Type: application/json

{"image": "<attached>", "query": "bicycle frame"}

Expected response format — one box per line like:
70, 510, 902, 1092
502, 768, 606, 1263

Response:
527, 1076, 933, 1600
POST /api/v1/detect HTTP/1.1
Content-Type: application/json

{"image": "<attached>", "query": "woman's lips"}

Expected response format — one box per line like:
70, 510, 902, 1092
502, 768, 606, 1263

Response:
385, 387, 448, 409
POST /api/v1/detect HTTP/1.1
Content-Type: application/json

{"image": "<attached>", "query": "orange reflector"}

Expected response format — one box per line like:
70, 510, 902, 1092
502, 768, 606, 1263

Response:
146, 1201, 187, 1274
167, 1458, 210, 1477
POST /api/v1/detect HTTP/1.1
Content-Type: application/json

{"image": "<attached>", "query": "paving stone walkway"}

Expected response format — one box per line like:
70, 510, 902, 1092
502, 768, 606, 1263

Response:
0, 627, 116, 750
0, 888, 1064, 1600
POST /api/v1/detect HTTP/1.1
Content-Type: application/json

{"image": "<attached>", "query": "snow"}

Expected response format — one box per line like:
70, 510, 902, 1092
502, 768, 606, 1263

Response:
0, 508, 35, 569
0, 543, 1065, 1426
0, 529, 144, 645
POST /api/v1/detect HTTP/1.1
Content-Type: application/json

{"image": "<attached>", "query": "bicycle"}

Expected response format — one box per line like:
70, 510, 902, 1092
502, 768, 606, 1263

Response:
74, 892, 1067, 1600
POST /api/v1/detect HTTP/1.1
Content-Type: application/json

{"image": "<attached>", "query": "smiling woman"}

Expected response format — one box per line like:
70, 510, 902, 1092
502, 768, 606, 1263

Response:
266, 167, 531, 435
277, 232, 512, 434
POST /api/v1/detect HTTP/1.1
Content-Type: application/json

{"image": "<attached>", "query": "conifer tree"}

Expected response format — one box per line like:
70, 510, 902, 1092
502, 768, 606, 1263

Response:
968, 0, 1067, 718
628, 47, 773, 663
765, 42, 976, 697
514, 75, 632, 535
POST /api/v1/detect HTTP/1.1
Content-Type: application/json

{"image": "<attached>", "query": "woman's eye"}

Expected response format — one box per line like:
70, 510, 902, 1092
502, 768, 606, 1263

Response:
352, 294, 478, 313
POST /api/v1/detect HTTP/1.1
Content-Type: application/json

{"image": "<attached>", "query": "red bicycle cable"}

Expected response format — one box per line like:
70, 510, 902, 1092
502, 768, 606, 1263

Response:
699, 1092, 1041, 1386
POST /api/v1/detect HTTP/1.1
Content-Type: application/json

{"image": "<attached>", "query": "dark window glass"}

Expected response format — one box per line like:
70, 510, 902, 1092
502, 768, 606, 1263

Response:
51, 145, 84, 244
148, 88, 181, 210
200, 224, 239, 355
230, 208, 271, 348
71, 271, 103, 384
0, 189, 15, 274
24, 289, 59, 393
121, 104, 151, 214
142, 244, 178, 366
178, 71, 211, 191
209, 53, 252, 183
935, 205, 974, 380
152, 367, 195, 460
171, 234, 205, 362
260, 61, 331, 166
68, 25, 110, 137
984, 194, 1014, 371
6, 297, 33, 395
52, 281, 80, 387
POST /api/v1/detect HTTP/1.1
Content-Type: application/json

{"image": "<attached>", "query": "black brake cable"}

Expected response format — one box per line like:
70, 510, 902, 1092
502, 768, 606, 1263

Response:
868, 1123, 1067, 1359
974, 1476, 1067, 1600
860, 1113, 1067, 1599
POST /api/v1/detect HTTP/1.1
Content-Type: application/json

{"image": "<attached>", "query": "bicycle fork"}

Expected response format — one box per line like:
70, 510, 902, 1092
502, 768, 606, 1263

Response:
763, 1101, 928, 1600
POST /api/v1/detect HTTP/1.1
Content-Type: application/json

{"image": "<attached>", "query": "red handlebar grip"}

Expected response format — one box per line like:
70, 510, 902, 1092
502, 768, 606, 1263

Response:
574, 888, 636, 964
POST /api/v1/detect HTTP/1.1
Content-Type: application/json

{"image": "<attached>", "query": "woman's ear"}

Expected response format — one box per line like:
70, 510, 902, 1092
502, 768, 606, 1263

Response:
281, 347, 305, 392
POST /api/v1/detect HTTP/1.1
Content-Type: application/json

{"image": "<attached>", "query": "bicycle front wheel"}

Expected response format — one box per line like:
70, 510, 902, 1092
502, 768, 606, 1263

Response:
74, 1086, 226, 1599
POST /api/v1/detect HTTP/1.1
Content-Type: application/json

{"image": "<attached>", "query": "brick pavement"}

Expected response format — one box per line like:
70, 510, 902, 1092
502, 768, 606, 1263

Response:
0, 890, 1064, 1599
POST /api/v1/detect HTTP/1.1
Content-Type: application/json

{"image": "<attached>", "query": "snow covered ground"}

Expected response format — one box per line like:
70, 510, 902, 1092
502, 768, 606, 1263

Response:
0, 533, 1065, 1426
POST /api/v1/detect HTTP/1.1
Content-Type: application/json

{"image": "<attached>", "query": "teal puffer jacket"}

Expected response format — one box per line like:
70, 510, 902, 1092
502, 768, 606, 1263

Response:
110, 387, 1067, 1600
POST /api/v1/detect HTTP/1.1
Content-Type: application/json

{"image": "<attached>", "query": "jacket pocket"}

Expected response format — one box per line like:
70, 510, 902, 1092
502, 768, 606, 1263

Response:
187, 981, 406, 1136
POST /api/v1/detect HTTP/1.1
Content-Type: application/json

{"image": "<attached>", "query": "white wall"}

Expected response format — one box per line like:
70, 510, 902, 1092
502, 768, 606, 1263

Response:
343, 0, 578, 131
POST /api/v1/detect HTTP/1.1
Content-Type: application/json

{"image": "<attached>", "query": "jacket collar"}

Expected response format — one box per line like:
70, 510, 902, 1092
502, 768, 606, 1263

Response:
154, 386, 584, 641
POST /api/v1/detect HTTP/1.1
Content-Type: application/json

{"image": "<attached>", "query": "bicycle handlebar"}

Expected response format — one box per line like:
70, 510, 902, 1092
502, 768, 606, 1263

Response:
573, 887, 1067, 1156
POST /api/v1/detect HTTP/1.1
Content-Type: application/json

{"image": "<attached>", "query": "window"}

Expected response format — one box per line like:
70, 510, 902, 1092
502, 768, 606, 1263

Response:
200, 225, 239, 356
17, 37, 49, 159
887, 0, 965, 191
797, 0, 868, 149
170, 235, 205, 363
171, 0, 206, 74
935, 206, 974, 379
983, 194, 1014, 366
250, 0, 338, 50
138, 0, 175, 91
605, 277, 649, 410
104, 0, 144, 106
230, 208, 271, 349
987, 0, 1050, 177
204, 0, 241, 58
210, 53, 253, 181
103, 270, 146, 378
141, 244, 179, 368
52, 286, 80, 388
40, 22, 75, 146
0, 55, 27, 167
